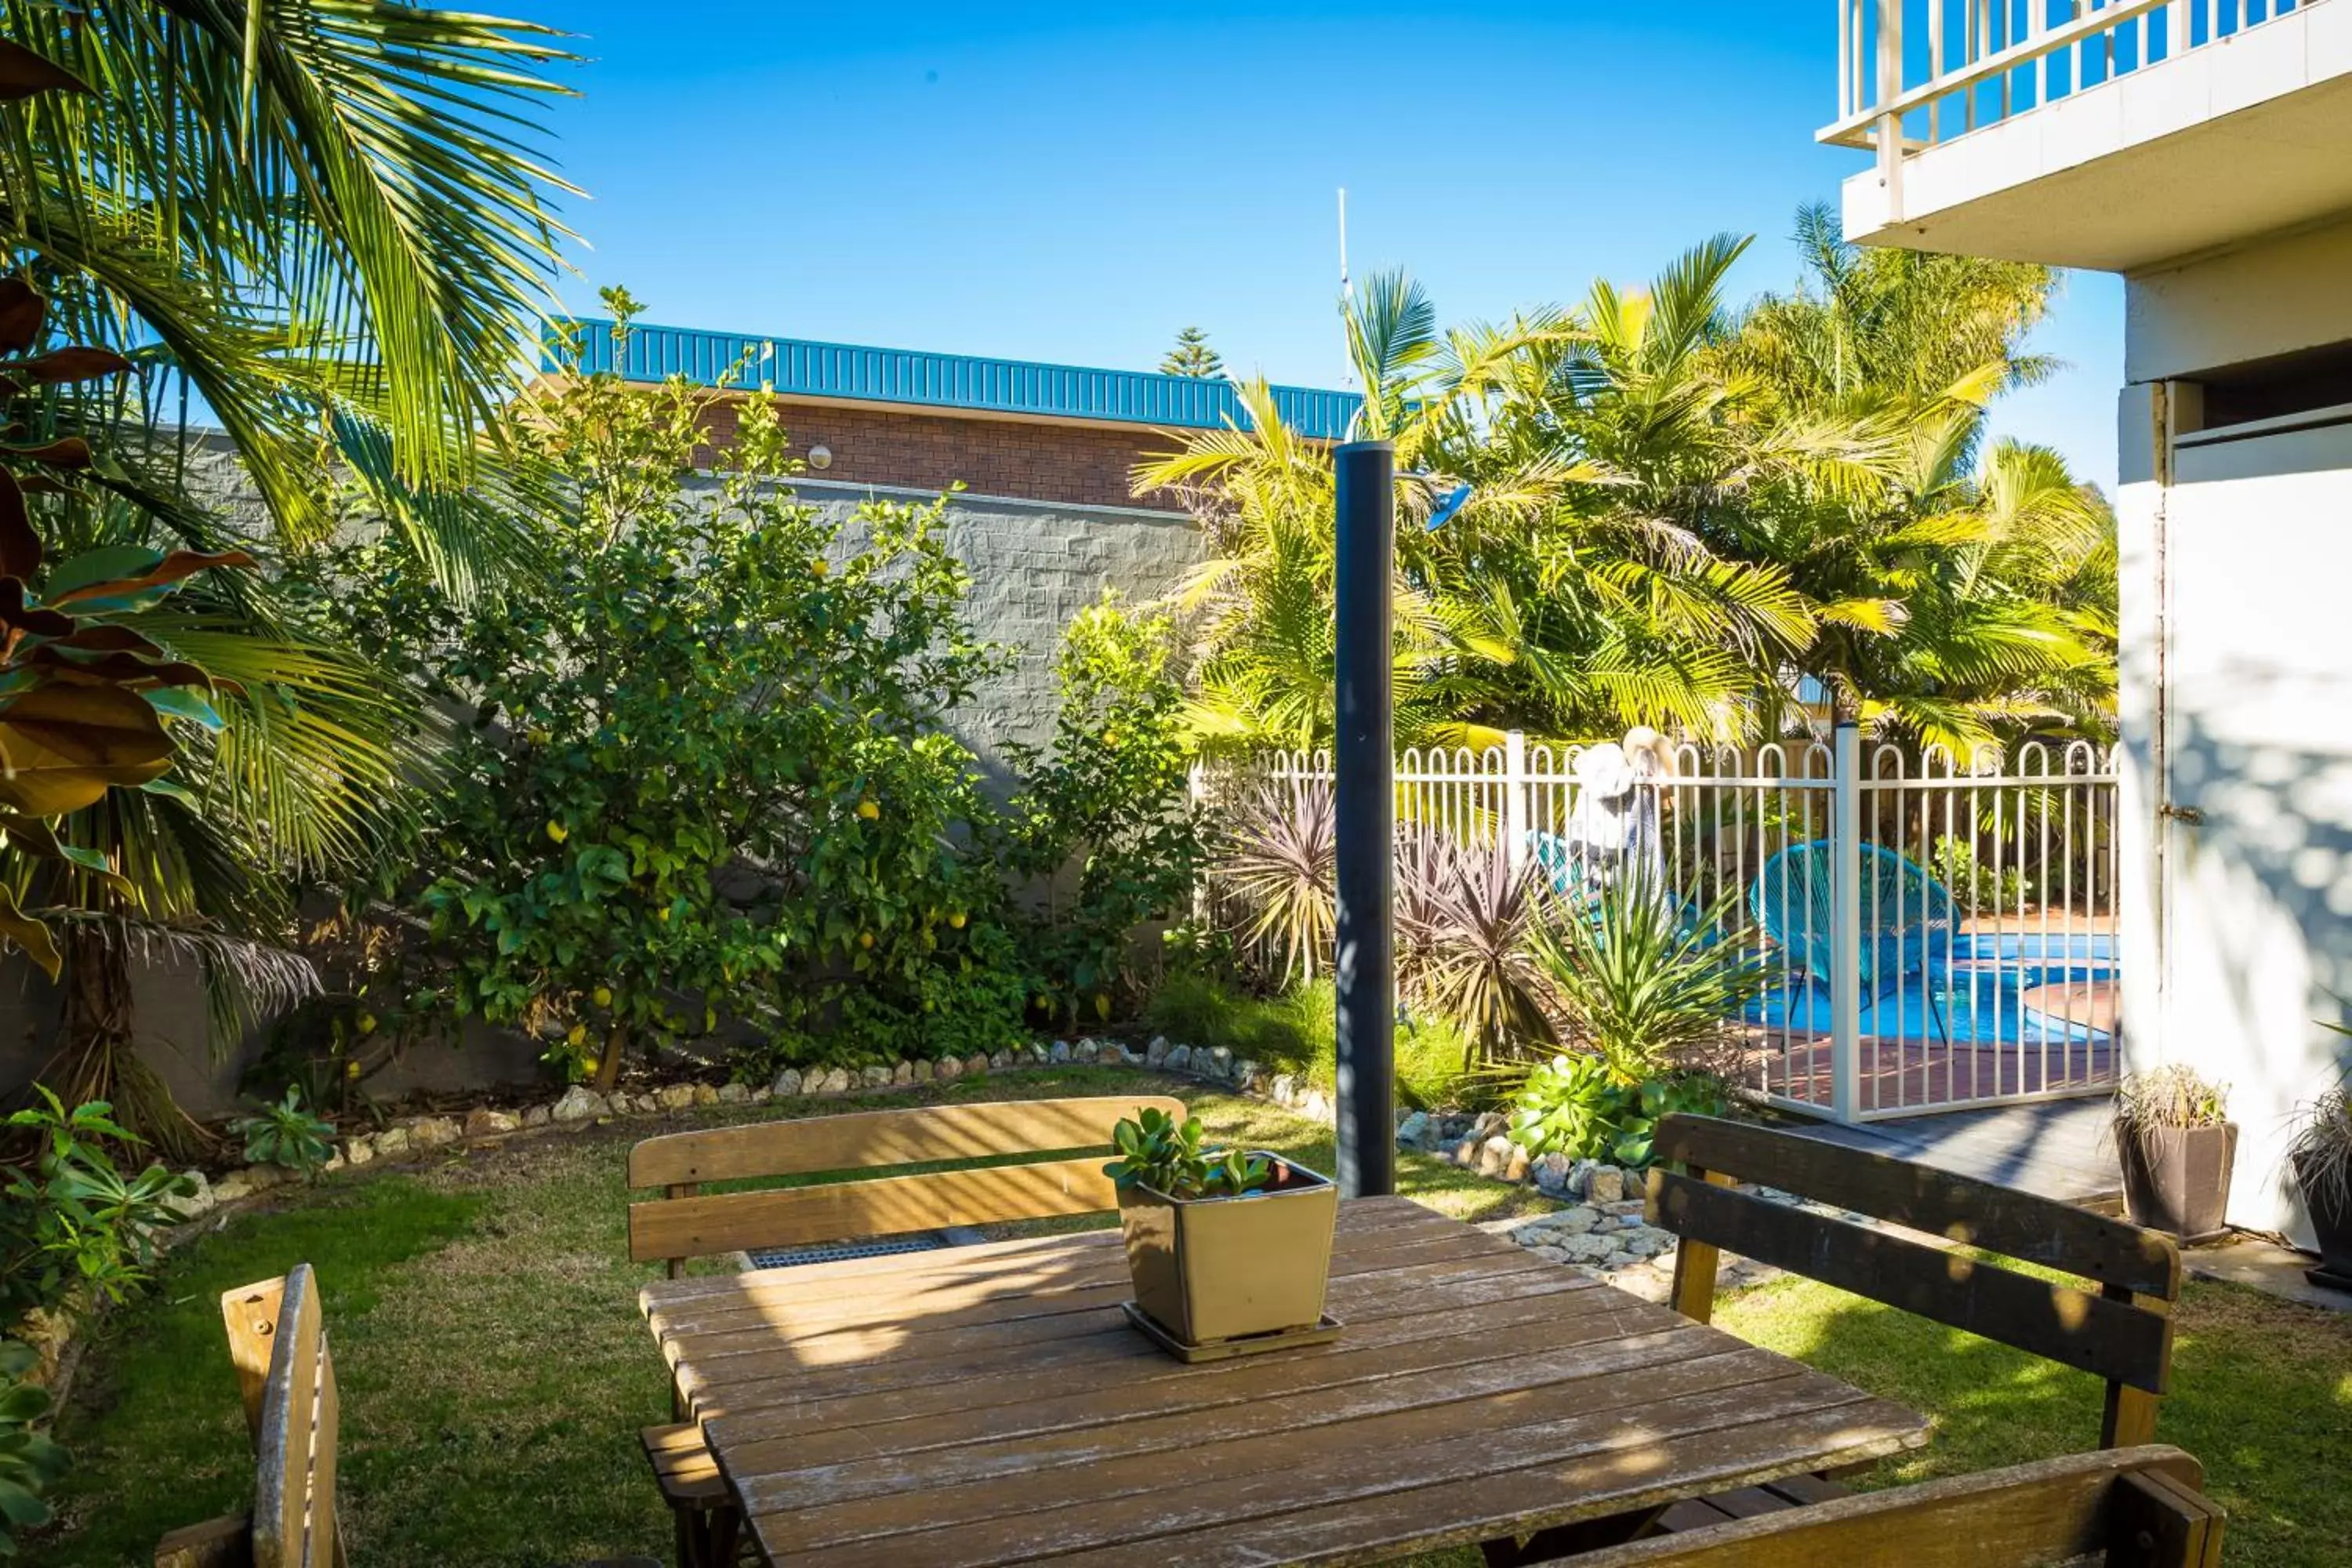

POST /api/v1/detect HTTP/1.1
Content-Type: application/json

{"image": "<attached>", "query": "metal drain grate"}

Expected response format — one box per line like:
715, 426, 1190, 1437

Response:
745, 1226, 985, 1270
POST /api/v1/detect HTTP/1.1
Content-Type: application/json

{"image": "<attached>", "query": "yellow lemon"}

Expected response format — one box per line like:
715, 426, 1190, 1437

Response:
345, 1059, 362, 1080
1094, 993, 1112, 1020
355, 1011, 379, 1036
545, 820, 568, 844
948, 912, 967, 930
658, 906, 672, 923
592, 985, 612, 1008
810, 557, 829, 579
581, 1055, 600, 1077
567, 1022, 586, 1047
858, 931, 875, 950
856, 799, 880, 821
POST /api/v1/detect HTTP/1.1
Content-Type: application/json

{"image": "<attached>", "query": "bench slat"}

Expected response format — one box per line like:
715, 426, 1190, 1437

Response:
629, 1095, 1185, 1188
1651, 1116, 2179, 1298
633, 1154, 1122, 1261
1651, 1170, 2173, 1396
1567, 1446, 2216, 1566
252, 1264, 325, 1568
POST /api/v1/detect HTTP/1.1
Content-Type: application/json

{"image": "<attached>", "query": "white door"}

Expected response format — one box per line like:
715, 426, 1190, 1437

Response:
2161, 416, 2352, 1243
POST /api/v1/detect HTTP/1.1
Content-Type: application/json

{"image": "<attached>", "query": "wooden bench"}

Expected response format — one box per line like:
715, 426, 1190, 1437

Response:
1563, 1446, 2224, 1566
1491, 1111, 2187, 1563
626, 1094, 1185, 1568
154, 1264, 655, 1568
1615, 1111, 2184, 1543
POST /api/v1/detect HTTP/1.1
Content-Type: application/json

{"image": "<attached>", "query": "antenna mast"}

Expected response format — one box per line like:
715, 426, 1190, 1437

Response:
1337, 187, 1352, 303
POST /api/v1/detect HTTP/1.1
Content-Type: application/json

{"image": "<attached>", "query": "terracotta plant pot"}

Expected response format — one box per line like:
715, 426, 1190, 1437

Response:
1116, 1155, 1337, 1346
2292, 1151, 2352, 1291
2117, 1122, 2238, 1242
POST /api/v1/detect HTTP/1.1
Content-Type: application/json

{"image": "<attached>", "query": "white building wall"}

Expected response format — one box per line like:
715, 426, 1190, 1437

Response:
2121, 231, 2352, 1246
2126, 214, 2352, 382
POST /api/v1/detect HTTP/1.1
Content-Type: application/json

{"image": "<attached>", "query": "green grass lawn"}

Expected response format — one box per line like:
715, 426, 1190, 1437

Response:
37, 1065, 2352, 1566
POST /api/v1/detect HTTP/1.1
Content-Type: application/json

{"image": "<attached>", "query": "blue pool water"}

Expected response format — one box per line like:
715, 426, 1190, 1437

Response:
1746, 931, 2115, 1047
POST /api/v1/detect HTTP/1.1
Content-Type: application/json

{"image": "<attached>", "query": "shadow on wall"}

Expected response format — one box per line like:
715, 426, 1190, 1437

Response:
2162, 659, 2352, 1237
0, 947, 551, 1120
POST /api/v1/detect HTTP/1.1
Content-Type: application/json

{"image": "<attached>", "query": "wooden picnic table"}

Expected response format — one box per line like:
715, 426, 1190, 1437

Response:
638, 1195, 1929, 1567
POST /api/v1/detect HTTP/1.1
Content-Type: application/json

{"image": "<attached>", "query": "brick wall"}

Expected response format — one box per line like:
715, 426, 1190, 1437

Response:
691, 392, 1188, 513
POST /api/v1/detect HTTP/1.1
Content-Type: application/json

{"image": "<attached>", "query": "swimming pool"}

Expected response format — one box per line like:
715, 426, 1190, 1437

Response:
1744, 930, 2116, 1047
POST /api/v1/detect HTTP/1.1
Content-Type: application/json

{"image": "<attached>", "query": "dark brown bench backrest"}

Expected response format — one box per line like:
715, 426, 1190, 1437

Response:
1645, 1114, 2183, 1448
1568, 1446, 2222, 1566
626, 1094, 1189, 1272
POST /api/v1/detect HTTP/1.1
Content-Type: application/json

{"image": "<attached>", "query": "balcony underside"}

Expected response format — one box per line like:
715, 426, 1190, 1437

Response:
1842, 5, 2352, 273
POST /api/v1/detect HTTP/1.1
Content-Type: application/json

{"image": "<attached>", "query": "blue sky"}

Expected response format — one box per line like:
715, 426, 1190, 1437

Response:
533, 0, 2124, 490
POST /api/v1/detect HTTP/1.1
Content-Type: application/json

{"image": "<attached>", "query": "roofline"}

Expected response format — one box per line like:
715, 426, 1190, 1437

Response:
544, 317, 1363, 441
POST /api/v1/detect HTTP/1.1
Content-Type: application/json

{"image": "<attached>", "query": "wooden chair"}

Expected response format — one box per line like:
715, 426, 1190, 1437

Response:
1559, 1446, 2224, 1566
154, 1265, 655, 1568
625, 1094, 1185, 1568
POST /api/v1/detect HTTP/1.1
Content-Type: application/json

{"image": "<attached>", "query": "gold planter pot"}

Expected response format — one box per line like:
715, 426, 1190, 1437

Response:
1116, 1156, 1338, 1347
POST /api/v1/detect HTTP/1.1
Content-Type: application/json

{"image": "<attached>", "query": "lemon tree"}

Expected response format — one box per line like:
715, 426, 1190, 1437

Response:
383, 297, 1007, 1087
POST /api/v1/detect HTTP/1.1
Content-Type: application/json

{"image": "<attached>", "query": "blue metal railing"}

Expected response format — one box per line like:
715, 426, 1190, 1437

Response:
546, 318, 1362, 441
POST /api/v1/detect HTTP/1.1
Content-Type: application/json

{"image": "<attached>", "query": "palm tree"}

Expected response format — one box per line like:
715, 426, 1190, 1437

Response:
1137, 249, 1857, 750
0, 3, 578, 586
0, 7, 575, 1140
1718, 205, 2114, 748
6, 491, 421, 1155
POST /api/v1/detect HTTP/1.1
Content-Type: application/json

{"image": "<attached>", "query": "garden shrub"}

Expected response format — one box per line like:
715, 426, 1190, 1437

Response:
0, 1337, 67, 1559
1510, 1053, 1733, 1169
331, 296, 1014, 1085
1930, 833, 2034, 913
323, 299, 1203, 1081
1004, 594, 1203, 1027
2, 1089, 191, 1322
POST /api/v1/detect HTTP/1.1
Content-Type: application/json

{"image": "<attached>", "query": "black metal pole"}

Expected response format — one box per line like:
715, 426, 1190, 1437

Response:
1333, 439, 1396, 1199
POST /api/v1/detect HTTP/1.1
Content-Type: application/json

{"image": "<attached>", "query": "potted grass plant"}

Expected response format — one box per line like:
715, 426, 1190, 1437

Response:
2113, 1065, 2237, 1242
1105, 1105, 1337, 1352
2287, 1071, 2352, 1290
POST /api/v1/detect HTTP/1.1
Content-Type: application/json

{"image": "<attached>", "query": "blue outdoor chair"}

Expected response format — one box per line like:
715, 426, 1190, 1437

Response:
1750, 840, 1959, 992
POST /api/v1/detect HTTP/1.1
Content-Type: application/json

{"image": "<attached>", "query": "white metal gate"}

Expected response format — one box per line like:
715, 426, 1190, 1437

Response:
1205, 726, 2119, 1124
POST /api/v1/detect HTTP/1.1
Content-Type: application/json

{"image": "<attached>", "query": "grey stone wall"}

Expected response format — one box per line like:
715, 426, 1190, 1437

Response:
786, 477, 1209, 781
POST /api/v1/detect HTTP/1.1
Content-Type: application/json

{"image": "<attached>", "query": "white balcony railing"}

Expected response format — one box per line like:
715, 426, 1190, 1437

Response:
1822, 1, 2313, 174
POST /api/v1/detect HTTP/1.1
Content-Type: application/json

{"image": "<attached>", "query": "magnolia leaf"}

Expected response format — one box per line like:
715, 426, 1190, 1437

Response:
0, 810, 136, 897
0, 38, 90, 102
27, 647, 215, 688
42, 543, 164, 597
45, 547, 256, 609
0, 579, 71, 638
0, 469, 35, 580
1, 436, 89, 470
0, 682, 176, 815
11, 347, 132, 384
52, 623, 169, 657
0, 884, 60, 980
0, 281, 39, 354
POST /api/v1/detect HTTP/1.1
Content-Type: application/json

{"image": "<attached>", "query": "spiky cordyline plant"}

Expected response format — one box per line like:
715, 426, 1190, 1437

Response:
1216, 776, 1334, 986
1408, 840, 1556, 1071
1528, 872, 1769, 1087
